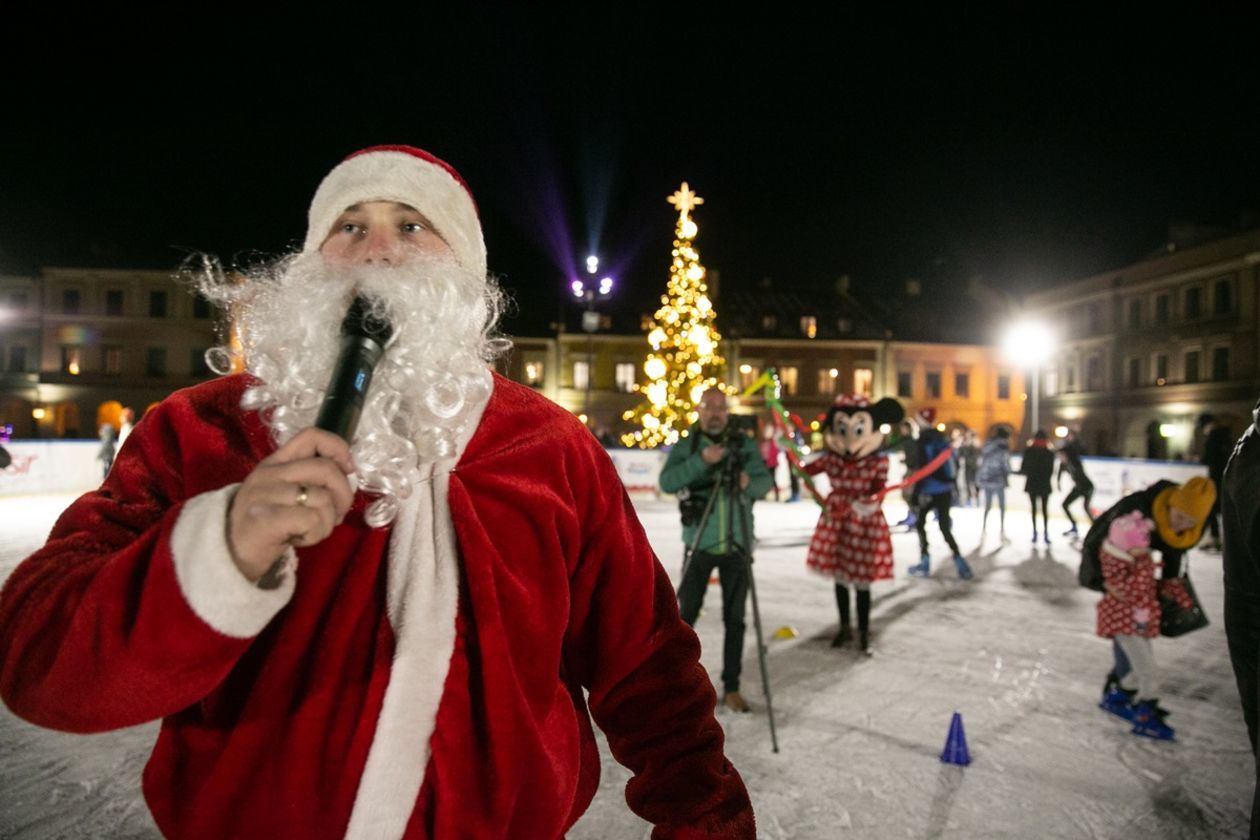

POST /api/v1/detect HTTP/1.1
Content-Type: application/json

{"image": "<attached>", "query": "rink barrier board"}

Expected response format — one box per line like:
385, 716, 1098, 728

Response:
1, 440, 1207, 509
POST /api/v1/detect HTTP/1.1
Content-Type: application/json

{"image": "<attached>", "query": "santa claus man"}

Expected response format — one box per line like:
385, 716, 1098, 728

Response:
0, 146, 754, 839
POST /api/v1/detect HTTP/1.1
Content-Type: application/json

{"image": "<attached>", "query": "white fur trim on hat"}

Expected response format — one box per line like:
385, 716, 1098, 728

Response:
304, 146, 487, 277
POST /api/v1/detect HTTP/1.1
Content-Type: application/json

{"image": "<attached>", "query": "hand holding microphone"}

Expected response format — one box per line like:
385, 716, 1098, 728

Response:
227, 296, 393, 583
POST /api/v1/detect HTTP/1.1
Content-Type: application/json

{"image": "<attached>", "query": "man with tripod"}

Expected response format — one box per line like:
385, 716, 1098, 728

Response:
661, 389, 774, 713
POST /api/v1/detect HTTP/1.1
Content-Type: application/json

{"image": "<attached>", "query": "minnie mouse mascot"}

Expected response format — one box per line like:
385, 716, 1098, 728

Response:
804, 394, 905, 654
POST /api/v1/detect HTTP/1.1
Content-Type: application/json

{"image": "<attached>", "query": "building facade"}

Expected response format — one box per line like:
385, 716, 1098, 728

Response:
0, 268, 221, 438
1024, 228, 1260, 459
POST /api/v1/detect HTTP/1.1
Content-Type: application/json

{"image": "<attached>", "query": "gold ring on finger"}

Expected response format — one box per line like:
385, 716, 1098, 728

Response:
296, 485, 309, 507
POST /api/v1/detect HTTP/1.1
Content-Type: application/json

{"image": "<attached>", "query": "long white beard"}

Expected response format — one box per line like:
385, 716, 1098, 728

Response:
199, 251, 510, 527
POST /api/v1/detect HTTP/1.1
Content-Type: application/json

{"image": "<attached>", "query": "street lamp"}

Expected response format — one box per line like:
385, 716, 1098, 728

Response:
1002, 319, 1055, 438
570, 262, 615, 426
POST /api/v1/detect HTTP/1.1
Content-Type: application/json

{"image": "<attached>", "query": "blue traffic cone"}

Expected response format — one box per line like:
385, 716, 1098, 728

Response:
940, 711, 971, 766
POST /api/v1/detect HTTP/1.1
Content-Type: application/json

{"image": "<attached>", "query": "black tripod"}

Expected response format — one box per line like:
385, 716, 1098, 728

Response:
678, 442, 780, 753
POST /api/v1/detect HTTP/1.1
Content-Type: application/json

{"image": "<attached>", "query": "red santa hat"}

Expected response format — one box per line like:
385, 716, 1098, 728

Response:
303, 145, 488, 277
916, 407, 937, 427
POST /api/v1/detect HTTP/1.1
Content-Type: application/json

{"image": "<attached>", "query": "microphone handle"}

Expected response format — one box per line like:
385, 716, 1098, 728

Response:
314, 335, 387, 441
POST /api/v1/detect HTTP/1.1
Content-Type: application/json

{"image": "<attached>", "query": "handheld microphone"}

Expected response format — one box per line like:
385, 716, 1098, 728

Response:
314, 296, 394, 441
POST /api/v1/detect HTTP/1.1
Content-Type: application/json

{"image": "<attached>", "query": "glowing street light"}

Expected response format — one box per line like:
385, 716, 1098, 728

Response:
1003, 319, 1056, 438
568, 257, 616, 425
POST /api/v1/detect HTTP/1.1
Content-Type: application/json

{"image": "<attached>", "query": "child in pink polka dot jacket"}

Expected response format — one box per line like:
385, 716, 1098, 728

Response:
1096, 510, 1174, 739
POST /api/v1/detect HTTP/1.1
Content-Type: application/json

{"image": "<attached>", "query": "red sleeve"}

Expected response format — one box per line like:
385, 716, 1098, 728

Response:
563, 442, 755, 839
802, 453, 829, 476
0, 379, 284, 733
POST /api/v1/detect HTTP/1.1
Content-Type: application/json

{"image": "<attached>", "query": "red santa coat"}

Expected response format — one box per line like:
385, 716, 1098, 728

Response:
1096, 540, 1161, 638
0, 373, 753, 839
803, 453, 893, 584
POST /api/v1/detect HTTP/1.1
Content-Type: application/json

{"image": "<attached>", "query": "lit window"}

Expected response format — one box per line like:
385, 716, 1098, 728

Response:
614, 362, 636, 392
854, 368, 873, 397
800, 316, 817, 339
524, 359, 545, 388
573, 360, 590, 390
779, 366, 798, 396
62, 346, 82, 375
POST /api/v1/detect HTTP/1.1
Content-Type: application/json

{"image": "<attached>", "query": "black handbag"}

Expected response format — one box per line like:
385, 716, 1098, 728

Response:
1159, 573, 1210, 637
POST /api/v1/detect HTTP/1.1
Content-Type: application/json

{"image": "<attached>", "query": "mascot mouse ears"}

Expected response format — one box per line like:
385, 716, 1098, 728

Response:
824, 395, 906, 428
823, 395, 907, 459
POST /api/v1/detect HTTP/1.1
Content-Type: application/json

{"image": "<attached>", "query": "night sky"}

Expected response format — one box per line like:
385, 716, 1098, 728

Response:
3, 11, 1258, 332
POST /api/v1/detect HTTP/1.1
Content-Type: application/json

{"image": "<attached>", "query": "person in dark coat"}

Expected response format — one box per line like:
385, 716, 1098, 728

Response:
1057, 431, 1096, 537
1201, 413, 1234, 551
1085, 476, 1217, 718
1223, 399, 1260, 837
1019, 429, 1056, 544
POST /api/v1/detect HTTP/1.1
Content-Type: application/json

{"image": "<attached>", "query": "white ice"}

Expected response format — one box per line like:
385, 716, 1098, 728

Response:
0, 491, 1251, 838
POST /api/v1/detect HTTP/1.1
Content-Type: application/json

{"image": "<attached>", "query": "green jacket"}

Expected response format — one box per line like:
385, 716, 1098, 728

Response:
659, 427, 774, 555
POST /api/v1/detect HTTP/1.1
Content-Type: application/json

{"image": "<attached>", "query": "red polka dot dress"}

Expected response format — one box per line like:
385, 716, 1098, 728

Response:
1096, 542, 1161, 638
804, 453, 893, 584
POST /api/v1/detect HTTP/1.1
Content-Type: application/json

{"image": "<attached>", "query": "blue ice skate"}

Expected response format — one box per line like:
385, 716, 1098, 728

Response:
908, 554, 931, 578
953, 554, 973, 580
1098, 687, 1137, 720
1130, 700, 1175, 741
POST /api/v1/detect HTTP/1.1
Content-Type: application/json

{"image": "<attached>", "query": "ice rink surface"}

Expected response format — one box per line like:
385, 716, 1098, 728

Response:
0, 491, 1251, 838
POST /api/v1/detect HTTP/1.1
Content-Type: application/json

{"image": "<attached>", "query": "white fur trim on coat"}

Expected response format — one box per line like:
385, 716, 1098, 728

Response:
343, 380, 492, 840
170, 484, 295, 638
1101, 539, 1152, 562
304, 149, 487, 278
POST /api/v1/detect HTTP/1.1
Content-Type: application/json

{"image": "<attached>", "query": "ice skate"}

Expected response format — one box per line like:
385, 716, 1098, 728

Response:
722, 691, 752, 714
831, 624, 853, 648
1130, 699, 1174, 740
908, 554, 931, 578
1062, 526, 1079, 538
858, 630, 872, 657
953, 553, 973, 580
1042, 531, 1051, 545
1098, 675, 1137, 720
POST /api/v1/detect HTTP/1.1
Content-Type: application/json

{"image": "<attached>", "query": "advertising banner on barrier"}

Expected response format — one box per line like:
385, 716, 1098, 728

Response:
0, 441, 102, 497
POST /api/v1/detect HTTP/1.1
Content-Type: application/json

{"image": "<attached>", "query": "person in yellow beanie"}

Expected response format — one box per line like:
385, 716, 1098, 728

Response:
1080, 476, 1217, 709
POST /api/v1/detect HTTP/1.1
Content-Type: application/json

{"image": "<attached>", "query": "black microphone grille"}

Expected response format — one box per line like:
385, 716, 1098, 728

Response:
340, 295, 394, 344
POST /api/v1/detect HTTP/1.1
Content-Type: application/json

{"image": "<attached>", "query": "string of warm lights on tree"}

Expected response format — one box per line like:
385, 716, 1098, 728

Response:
622, 182, 725, 448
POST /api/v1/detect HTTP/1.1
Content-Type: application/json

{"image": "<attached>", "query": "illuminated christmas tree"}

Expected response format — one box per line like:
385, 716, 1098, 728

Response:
622, 182, 725, 447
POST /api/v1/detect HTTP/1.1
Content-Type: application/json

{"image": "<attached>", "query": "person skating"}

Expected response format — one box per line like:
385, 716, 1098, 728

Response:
907, 408, 972, 580
1095, 511, 1174, 739
802, 395, 905, 654
1057, 430, 1096, 538
959, 429, 980, 507
1083, 476, 1217, 710
1020, 429, 1056, 545
976, 425, 1012, 545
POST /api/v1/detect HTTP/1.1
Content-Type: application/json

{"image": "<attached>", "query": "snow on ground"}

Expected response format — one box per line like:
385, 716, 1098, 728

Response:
0, 491, 1251, 838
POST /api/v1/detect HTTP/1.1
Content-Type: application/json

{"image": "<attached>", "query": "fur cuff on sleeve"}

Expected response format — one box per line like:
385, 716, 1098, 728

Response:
170, 484, 295, 638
